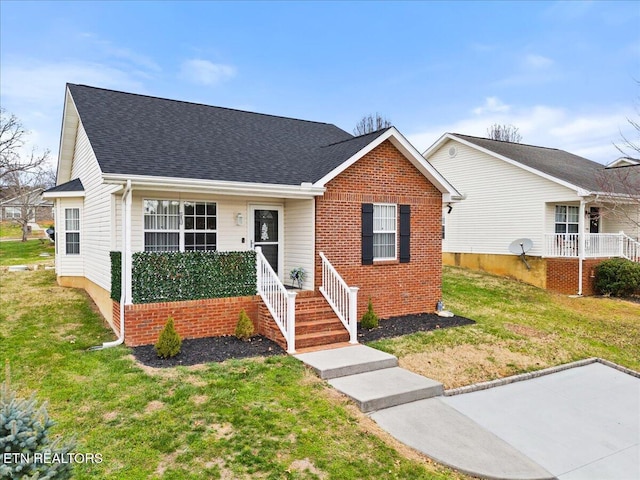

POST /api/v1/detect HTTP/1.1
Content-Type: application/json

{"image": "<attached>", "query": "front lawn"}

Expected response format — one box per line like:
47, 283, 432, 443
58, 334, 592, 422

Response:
0, 239, 55, 266
0, 270, 460, 480
369, 266, 640, 388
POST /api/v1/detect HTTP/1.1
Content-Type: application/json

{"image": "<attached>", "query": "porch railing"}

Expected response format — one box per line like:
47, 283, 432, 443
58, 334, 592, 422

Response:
544, 232, 640, 262
255, 247, 296, 353
319, 252, 359, 344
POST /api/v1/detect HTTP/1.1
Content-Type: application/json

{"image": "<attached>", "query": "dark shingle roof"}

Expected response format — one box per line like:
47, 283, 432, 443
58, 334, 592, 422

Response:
44, 178, 84, 193
68, 84, 364, 185
453, 133, 625, 193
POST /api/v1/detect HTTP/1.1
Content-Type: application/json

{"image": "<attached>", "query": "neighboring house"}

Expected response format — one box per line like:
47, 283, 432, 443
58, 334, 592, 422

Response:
424, 133, 640, 296
43, 84, 460, 351
0, 188, 53, 223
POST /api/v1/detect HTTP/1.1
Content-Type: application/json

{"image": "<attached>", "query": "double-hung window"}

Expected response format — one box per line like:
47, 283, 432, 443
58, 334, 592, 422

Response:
554, 205, 579, 235
65, 208, 80, 255
373, 204, 396, 260
144, 199, 217, 252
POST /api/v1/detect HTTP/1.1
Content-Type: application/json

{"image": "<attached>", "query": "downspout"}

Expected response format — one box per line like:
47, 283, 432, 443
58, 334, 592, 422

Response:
577, 199, 586, 296
88, 180, 132, 350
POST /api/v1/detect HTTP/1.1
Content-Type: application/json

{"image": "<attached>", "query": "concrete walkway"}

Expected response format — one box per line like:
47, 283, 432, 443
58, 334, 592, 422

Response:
295, 345, 640, 480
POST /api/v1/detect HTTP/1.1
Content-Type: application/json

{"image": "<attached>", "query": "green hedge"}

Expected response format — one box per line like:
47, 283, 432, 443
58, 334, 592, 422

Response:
594, 258, 640, 297
110, 250, 257, 304
110, 251, 121, 301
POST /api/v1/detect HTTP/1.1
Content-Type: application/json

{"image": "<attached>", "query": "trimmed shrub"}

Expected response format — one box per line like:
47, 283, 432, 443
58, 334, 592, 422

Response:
594, 258, 640, 297
360, 298, 379, 330
154, 317, 182, 358
235, 309, 255, 340
0, 365, 76, 479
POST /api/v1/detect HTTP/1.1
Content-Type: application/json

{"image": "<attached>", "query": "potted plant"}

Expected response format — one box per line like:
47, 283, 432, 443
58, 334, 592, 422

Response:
289, 267, 306, 289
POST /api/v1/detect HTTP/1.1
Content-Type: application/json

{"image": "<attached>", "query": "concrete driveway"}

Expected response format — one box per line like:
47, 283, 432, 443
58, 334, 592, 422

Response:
371, 361, 640, 480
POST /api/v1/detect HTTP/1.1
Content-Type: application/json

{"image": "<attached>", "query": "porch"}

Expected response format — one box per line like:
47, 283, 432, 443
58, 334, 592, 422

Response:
543, 232, 640, 261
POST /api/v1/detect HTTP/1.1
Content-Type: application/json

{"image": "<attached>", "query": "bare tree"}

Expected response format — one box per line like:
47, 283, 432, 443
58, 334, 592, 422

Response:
0, 108, 50, 182
594, 108, 640, 231
353, 113, 392, 135
487, 123, 522, 143
2, 167, 54, 241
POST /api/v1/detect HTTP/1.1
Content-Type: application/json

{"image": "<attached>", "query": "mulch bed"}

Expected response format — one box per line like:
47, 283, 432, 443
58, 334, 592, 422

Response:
132, 312, 475, 368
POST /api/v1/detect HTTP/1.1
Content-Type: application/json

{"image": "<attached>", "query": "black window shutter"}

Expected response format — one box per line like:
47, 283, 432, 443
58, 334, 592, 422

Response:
362, 203, 374, 265
399, 204, 410, 263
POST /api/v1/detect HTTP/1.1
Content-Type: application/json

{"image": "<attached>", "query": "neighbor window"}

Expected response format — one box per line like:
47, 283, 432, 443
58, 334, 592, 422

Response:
65, 208, 80, 255
554, 205, 579, 235
373, 203, 396, 260
143, 199, 217, 252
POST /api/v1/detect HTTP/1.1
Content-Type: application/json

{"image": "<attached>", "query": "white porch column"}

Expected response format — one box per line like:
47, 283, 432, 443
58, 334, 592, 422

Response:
578, 199, 586, 295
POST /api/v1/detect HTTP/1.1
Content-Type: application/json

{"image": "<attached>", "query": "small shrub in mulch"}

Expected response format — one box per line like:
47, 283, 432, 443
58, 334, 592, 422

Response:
132, 313, 475, 368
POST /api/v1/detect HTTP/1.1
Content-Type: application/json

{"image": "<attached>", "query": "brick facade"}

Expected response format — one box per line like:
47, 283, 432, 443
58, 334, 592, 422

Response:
114, 296, 260, 347
315, 139, 443, 319
546, 258, 606, 295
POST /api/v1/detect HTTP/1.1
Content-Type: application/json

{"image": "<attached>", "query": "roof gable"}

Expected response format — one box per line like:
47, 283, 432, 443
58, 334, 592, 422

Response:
424, 133, 630, 195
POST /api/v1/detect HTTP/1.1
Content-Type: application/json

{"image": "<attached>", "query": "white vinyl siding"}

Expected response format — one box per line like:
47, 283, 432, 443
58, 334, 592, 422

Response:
428, 140, 582, 257
373, 203, 396, 260
284, 198, 314, 290
54, 198, 84, 276
66, 122, 112, 289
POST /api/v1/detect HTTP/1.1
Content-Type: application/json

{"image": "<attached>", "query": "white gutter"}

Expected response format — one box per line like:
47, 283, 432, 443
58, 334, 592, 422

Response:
102, 173, 326, 198
88, 180, 132, 351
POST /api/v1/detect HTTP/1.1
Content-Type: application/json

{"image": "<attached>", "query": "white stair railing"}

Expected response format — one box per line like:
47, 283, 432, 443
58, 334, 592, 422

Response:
255, 247, 296, 353
621, 232, 640, 262
319, 252, 359, 344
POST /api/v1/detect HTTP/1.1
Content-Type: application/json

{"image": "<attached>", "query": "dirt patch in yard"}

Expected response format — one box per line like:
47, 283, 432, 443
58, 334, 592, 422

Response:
400, 343, 552, 389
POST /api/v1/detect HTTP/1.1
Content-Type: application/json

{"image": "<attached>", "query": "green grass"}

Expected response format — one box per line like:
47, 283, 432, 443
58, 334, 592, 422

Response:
0, 270, 461, 480
0, 239, 55, 266
369, 267, 640, 388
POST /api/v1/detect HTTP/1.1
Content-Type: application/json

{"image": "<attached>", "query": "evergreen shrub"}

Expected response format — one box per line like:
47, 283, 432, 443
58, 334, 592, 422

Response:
154, 317, 182, 359
594, 258, 640, 297
235, 309, 255, 340
360, 298, 379, 330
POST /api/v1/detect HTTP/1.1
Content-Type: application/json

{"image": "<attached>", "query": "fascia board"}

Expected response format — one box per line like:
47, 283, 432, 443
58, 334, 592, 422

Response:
42, 191, 85, 199
313, 128, 462, 199
445, 134, 586, 195
102, 174, 326, 199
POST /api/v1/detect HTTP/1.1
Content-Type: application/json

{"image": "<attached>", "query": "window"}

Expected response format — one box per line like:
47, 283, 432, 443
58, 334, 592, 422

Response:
373, 204, 396, 260
65, 208, 80, 255
554, 205, 579, 234
184, 201, 217, 251
143, 199, 217, 252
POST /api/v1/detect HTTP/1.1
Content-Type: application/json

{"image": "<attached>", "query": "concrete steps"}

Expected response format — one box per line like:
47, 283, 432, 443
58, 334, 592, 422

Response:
295, 345, 444, 413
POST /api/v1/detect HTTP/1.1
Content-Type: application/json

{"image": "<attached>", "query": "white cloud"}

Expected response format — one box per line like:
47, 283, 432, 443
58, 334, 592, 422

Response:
523, 54, 553, 70
179, 59, 236, 86
472, 97, 511, 115
409, 98, 635, 165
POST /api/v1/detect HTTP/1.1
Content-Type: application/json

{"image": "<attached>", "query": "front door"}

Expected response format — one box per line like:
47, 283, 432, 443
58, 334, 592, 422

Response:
589, 207, 600, 234
251, 206, 283, 276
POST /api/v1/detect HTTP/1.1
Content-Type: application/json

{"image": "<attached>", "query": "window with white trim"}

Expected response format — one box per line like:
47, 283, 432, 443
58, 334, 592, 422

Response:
143, 199, 217, 252
65, 208, 80, 255
554, 205, 579, 234
373, 203, 396, 260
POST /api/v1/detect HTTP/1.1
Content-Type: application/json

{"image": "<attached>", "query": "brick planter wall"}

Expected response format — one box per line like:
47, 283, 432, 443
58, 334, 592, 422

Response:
315, 139, 443, 319
113, 296, 260, 347
546, 258, 607, 296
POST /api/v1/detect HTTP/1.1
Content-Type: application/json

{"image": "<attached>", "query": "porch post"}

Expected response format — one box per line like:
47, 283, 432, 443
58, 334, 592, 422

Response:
286, 291, 296, 353
348, 286, 359, 344
577, 200, 586, 295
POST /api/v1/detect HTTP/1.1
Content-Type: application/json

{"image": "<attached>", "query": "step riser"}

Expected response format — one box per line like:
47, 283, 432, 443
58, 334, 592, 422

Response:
355, 385, 444, 413
318, 358, 398, 380
296, 332, 350, 349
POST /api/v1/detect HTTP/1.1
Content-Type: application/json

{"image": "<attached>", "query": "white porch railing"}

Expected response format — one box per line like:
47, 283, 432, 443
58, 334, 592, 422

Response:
319, 252, 359, 344
544, 232, 640, 262
255, 247, 297, 353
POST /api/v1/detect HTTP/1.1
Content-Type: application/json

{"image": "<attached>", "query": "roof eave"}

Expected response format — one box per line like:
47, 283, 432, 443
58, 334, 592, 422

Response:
102, 173, 326, 199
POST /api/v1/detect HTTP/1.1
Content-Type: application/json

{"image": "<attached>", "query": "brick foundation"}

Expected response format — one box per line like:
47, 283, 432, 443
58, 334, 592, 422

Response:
546, 258, 607, 296
315, 139, 443, 319
113, 296, 261, 347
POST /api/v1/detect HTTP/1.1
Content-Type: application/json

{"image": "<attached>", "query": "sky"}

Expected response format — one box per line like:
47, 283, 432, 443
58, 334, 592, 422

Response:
1, 0, 639, 169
